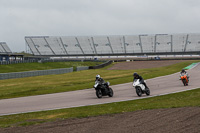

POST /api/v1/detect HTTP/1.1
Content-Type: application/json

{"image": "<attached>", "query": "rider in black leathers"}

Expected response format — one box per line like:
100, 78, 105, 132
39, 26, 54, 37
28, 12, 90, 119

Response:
95, 74, 105, 84
95, 74, 110, 93
133, 72, 148, 88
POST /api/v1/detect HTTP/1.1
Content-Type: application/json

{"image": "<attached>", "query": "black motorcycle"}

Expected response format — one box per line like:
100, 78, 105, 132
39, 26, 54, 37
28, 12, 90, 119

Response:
93, 81, 114, 98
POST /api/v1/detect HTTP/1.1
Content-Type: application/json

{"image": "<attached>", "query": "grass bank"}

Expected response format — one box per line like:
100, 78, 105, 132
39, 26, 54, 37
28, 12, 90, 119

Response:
0, 88, 199, 128
0, 60, 199, 99
0, 61, 102, 73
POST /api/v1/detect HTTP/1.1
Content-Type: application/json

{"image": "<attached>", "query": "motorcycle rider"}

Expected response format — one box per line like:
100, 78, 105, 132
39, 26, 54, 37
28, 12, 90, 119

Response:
133, 72, 148, 88
180, 69, 189, 81
95, 74, 105, 85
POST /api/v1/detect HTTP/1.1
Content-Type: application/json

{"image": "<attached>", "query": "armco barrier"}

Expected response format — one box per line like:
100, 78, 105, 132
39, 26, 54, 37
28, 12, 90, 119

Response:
0, 67, 73, 80
0, 59, 104, 65
0, 60, 38, 65
89, 60, 112, 69
76, 66, 89, 71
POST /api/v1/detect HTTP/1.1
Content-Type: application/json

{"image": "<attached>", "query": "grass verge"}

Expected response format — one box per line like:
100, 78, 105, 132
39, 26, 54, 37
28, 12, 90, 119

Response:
0, 60, 199, 99
0, 88, 199, 128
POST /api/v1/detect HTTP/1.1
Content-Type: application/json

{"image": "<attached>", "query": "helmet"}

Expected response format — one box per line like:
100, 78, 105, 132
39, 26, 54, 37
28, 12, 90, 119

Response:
182, 69, 185, 72
133, 72, 138, 77
96, 74, 100, 80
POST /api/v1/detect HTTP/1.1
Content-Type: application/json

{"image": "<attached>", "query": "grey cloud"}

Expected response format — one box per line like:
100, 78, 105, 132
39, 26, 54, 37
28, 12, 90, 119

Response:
0, 0, 200, 52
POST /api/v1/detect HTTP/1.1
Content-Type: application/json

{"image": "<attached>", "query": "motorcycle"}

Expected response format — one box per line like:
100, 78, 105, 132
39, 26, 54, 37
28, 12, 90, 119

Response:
133, 79, 150, 97
93, 81, 113, 98
180, 74, 189, 86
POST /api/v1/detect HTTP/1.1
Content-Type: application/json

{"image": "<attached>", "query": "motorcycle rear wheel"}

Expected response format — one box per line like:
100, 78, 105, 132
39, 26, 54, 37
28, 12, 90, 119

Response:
182, 79, 187, 86
145, 87, 150, 96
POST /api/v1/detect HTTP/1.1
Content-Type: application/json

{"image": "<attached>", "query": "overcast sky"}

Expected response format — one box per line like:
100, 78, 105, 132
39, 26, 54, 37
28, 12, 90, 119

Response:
0, 0, 200, 52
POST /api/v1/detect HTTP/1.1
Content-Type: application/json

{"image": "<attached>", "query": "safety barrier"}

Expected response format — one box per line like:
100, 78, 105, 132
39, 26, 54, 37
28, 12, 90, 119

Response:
76, 66, 89, 71
0, 67, 73, 80
0, 61, 110, 80
89, 60, 112, 69
0, 60, 37, 65
0, 59, 103, 65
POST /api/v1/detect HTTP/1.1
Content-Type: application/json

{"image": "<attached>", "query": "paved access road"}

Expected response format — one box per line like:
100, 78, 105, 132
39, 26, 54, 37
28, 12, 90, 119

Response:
0, 64, 200, 116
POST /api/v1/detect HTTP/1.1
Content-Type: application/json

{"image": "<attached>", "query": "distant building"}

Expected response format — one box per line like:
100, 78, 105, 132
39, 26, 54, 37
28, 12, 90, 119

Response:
0, 42, 23, 61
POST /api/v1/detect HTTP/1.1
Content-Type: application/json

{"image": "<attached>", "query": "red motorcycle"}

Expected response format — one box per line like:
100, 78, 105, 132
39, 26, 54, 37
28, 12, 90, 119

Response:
180, 74, 189, 86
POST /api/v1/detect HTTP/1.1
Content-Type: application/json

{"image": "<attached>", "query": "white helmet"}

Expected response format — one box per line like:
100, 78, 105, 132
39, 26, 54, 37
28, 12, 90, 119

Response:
96, 74, 100, 80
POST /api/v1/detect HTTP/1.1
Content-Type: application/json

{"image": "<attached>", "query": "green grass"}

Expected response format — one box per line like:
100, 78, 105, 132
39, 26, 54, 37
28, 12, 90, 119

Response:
0, 61, 103, 73
0, 88, 199, 128
0, 60, 199, 99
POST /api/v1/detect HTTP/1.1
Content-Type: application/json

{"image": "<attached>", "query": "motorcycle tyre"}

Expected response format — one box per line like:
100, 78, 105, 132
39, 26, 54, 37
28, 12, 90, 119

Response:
108, 88, 113, 97
96, 90, 102, 98
136, 87, 142, 97
182, 79, 187, 86
145, 87, 150, 96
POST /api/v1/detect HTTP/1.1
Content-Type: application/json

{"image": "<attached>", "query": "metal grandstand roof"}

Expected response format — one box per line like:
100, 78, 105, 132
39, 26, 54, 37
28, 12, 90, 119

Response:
0, 42, 12, 54
25, 33, 200, 56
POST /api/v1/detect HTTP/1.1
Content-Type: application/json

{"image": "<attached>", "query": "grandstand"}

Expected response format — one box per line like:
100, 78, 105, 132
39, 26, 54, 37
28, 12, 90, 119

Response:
0, 42, 12, 54
0, 42, 12, 61
25, 33, 200, 56
0, 42, 24, 61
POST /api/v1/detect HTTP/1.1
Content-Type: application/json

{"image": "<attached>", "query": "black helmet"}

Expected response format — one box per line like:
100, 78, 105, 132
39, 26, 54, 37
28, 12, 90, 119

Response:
182, 69, 185, 72
133, 72, 138, 77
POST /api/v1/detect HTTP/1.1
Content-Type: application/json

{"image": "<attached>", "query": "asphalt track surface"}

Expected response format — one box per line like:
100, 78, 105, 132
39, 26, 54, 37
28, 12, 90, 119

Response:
0, 63, 200, 116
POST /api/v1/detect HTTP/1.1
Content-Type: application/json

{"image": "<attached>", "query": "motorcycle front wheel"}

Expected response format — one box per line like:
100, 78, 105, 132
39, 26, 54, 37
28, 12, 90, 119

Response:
108, 88, 113, 97
136, 87, 142, 97
96, 90, 102, 98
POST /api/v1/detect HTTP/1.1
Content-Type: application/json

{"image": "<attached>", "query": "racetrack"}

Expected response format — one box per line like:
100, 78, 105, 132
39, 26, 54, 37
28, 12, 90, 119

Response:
0, 63, 199, 116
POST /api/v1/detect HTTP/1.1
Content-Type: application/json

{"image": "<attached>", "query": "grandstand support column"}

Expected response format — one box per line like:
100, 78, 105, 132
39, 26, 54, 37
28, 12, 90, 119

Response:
28, 38, 41, 55
184, 34, 189, 52
123, 36, 128, 54
44, 37, 56, 55
75, 37, 85, 55
171, 35, 173, 52
59, 37, 68, 55
91, 37, 97, 54
25, 41, 28, 53
107, 37, 114, 54
154, 35, 157, 53
139, 35, 146, 53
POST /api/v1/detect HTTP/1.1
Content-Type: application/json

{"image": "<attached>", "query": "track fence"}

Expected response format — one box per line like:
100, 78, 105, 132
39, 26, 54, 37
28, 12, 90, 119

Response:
0, 68, 73, 80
